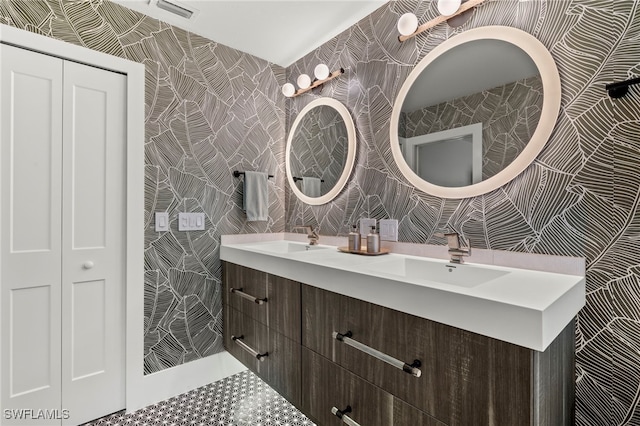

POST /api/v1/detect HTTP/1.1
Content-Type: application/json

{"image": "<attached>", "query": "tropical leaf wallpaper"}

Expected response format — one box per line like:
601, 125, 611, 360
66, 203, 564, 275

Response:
0, 0, 639, 424
0, 0, 286, 374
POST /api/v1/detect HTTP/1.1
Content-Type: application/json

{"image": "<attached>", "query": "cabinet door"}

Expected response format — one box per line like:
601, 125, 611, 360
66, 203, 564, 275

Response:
267, 273, 301, 342
302, 347, 393, 425
1, 44, 64, 425
223, 262, 300, 342
302, 284, 532, 425
61, 58, 127, 426
224, 306, 300, 407
263, 325, 301, 408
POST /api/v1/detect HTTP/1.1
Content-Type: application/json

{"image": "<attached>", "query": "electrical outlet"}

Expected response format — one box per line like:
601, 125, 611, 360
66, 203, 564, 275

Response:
379, 219, 398, 241
360, 218, 376, 236
178, 212, 205, 231
155, 212, 169, 232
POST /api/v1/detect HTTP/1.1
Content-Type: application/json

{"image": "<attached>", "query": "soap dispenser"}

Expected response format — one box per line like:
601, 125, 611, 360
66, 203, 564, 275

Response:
348, 224, 361, 252
366, 225, 380, 254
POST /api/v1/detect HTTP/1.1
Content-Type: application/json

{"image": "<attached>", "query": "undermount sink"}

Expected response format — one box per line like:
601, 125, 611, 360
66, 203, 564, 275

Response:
357, 256, 509, 288
241, 240, 330, 254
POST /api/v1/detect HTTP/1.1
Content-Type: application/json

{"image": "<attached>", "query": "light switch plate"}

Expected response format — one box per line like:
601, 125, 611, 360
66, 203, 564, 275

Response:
155, 212, 169, 232
360, 218, 376, 236
178, 212, 205, 231
379, 219, 398, 242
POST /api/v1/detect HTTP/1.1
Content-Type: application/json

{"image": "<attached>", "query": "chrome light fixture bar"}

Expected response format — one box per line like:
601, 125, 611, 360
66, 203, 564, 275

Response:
398, 0, 486, 42
155, 0, 195, 19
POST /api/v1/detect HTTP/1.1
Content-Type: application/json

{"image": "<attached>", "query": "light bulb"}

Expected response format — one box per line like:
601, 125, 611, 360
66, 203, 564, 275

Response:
437, 0, 462, 16
314, 64, 330, 80
397, 13, 418, 36
297, 74, 311, 89
282, 83, 295, 97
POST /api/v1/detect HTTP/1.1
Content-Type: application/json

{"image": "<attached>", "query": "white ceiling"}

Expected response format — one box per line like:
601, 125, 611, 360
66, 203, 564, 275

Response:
111, 0, 389, 67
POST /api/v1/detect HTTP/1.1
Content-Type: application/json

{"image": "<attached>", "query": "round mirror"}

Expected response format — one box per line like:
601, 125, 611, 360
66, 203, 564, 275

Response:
390, 26, 561, 198
286, 98, 356, 205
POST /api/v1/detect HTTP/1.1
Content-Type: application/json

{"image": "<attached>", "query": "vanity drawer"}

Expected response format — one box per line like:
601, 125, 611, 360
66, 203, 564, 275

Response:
393, 398, 447, 426
302, 284, 532, 425
223, 261, 300, 342
223, 262, 268, 322
224, 306, 301, 406
302, 347, 393, 425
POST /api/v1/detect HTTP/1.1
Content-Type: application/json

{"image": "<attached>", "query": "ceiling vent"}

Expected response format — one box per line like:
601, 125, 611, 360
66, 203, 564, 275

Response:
153, 0, 197, 19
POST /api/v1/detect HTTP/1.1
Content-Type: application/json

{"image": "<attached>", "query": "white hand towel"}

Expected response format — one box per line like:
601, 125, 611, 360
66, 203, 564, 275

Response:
302, 177, 322, 198
243, 171, 268, 221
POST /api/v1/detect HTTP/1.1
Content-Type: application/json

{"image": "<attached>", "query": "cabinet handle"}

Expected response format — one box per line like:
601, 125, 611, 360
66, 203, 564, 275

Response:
231, 335, 268, 361
230, 287, 267, 305
331, 405, 360, 426
333, 331, 422, 378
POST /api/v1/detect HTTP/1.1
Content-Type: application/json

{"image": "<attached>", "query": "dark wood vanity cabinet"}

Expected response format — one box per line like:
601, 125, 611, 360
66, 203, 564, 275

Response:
302, 348, 394, 425
302, 284, 575, 426
223, 262, 300, 342
301, 347, 445, 426
222, 262, 301, 406
223, 261, 575, 425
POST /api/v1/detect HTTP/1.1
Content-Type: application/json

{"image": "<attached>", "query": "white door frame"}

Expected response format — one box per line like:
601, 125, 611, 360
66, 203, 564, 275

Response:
401, 122, 483, 185
0, 24, 145, 416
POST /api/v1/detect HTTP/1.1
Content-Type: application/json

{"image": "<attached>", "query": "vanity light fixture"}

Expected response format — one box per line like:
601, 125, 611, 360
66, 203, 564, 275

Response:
297, 74, 312, 90
437, 0, 462, 16
282, 65, 345, 98
397, 0, 486, 42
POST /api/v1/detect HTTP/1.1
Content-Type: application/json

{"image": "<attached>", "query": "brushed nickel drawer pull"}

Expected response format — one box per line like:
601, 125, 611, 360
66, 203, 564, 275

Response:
331, 405, 360, 426
230, 287, 267, 305
333, 331, 422, 378
231, 335, 268, 361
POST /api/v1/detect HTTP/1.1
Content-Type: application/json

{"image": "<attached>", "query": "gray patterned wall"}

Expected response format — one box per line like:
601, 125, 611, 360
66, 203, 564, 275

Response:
0, 0, 286, 374
285, 1, 640, 425
401, 75, 543, 181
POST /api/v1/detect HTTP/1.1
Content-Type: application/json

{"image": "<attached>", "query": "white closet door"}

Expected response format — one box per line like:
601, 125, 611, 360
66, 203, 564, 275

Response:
0, 44, 64, 425
61, 61, 126, 425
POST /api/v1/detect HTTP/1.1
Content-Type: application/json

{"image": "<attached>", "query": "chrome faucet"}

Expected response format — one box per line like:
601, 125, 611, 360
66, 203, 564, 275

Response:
435, 230, 471, 264
294, 225, 319, 245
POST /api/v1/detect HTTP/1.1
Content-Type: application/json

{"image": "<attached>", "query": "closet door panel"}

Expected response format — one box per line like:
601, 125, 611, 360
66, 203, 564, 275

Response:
61, 60, 126, 425
0, 44, 63, 424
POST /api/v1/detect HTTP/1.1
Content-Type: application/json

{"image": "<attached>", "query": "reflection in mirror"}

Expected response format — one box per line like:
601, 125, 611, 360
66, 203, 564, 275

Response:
398, 38, 542, 187
390, 26, 561, 198
289, 105, 347, 197
286, 98, 356, 205
400, 123, 483, 187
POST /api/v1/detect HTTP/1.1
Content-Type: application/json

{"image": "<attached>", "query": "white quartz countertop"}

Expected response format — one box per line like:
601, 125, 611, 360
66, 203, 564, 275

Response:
220, 236, 585, 352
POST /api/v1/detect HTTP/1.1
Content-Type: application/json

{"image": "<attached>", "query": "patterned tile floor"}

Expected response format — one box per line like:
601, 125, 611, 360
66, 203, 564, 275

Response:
83, 370, 315, 426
